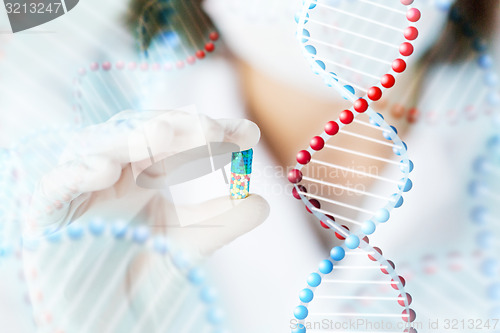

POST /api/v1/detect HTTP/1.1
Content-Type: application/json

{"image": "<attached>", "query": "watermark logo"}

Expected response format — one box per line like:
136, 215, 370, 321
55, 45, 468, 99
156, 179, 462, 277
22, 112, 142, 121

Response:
3, 0, 79, 33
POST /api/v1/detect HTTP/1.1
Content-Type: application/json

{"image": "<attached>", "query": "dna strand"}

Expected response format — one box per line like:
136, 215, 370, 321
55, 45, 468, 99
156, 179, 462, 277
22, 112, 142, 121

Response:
469, 133, 500, 324
137, 0, 219, 67
0, 126, 75, 248
376, 2, 500, 125
397, 250, 496, 331
73, 61, 164, 126
289, 1, 420, 331
289, 0, 417, 244
19, 220, 228, 333
292, 237, 416, 333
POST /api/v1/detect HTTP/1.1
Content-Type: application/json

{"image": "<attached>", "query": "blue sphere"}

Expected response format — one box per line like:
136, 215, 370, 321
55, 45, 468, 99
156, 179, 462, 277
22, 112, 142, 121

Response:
468, 180, 487, 197
157, 31, 180, 48
488, 283, 500, 301
294, 305, 309, 320
201, 287, 218, 304
315, 60, 326, 70
400, 160, 414, 173
299, 288, 314, 303
153, 236, 169, 254
172, 252, 189, 269
294, 12, 301, 23
484, 72, 499, 86
207, 307, 225, 325
132, 226, 150, 244
343, 85, 355, 97
89, 219, 105, 236
308, 1, 317, 9
481, 258, 499, 277
362, 220, 376, 235
301, 29, 310, 43
307, 273, 322, 287
487, 135, 500, 150
473, 157, 488, 173
470, 206, 488, 225
345, 235, 360, 249
391, 193, 404, 208
0, 245, 13, 257
44, 228, 62, 243
383, 126, 398, 140
398, 178, 413, 192
188, 268, 206, 285
67, 224, 84, 240
292, 323, 306, 333
478, 54, 493, 69
111, 221, 128, 239
393, 141, 407, 155
319, 259, 334, 274
330, 246, 345, 261
305, 45, 317, 55
374, 208, 390, 223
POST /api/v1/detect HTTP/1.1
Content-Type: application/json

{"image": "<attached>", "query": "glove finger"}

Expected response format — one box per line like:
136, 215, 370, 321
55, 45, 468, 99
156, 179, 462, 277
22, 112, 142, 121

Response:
61, 110, 260, 166
165, 194, 270, 258
26, 156, 122, 234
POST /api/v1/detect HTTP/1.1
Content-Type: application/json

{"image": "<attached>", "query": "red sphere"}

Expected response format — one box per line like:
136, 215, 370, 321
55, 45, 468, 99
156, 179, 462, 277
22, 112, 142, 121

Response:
381, 260, 395, 274
354, 98, 369, 112
335, 225, 349, 240
368, 247, 382, 261
325, 121, 339, 136
391, 276, 407, 290
406, 8, 421, 22
404, 26, 419, 40
176, 60, 185, 69
367, 87, 382, 101
392, 59, 407, 73
296, 150, 312, 164
407, 107, 420, 123
292, 185, 307, 200
306, 199, 321, 214
288, 169, 303, 183
339, 110, 354, 124
310, 136, 325, 151
381, 74, 395, 88
209, 31, 219, 41
362, 236, 370, 244
205, 42, 215, 52
196, 50, 206, 59
399, 42, 414, 57
186, 56, 196, 65
398, 293, 413, 307
402, 309, 417, 323
321, 214, 335, 229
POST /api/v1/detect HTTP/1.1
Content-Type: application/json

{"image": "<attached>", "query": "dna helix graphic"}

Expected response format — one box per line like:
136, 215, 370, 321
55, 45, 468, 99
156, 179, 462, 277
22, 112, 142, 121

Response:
289, 1, 421, 331
21, 220, 227, 333
469, 132, 500, 326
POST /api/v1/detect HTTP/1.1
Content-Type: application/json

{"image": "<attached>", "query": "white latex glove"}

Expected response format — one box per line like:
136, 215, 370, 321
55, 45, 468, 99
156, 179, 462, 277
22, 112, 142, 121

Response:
22, 109, 269, 332
25, 109, 269, 257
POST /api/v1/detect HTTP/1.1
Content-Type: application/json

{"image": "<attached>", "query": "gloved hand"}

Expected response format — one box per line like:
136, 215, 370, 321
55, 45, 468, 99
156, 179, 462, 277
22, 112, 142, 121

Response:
25, 109, 269, 257
22, 109, 270, 332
